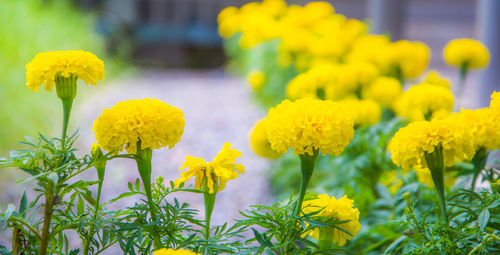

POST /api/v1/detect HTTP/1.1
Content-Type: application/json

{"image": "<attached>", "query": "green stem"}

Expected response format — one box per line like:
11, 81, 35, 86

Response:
203, 190, 216, 240
471, 147, 488, 191
61, 98, 73, 143
55, 75, 77, 143
318, 227, 334, 250
457, 62, 468, 98
135, 145, 161, 250
425, 145, 448, 224
293, 149, 319, 217
83, 170, 105, 255
38, 184, 55, 255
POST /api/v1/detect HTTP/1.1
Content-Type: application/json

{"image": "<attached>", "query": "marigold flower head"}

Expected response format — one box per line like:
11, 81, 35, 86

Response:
362, 77, 402, 108
443, 38, 490, 69
92, 98, 185, 154
446, 108, 500, 150
285, 64, 339, 100
388, 119, 475, 170
26, 50, 105, 92
175, 142, 244, 194
394, 83, 454, 121
388, 40, 430, 78
423, 70, 451, 89
302, 194, 361, 247
249, 119, 282, 159
265, 98, 354, 156
247, 70, 266, 91
153, 248, 199, 255
339, 61, 379, 91
339, 99, 382, 126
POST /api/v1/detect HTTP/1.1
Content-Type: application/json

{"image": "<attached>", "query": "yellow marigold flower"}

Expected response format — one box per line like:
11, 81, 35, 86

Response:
339, 99, 382, 126
447, 108, 500, 150
153, 248, 199, 255
249, 119, 282, 159
247, 70, 266, 91
339, 62, 379, 92
285, 64, 338, 100
388, 119, 475, 170
424, 70, 452, 89
175, 142, 244, 194
346, 35, 391, 73
388, 40, 430, 78
26, 50, 105, 92
302, 194, 361, 247
362, 77, 402, 108
416, 168, 456, 188
92, 98, 185, 154
394, 83, 454, 121
265, 98, 354, 156
443, 38, 490, 69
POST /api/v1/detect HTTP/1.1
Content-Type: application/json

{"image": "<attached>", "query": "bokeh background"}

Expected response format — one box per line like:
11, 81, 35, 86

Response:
1, 0, 499, 251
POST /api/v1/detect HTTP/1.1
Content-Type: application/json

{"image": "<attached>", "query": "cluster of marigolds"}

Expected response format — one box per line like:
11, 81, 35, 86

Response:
14, 0, 499, 254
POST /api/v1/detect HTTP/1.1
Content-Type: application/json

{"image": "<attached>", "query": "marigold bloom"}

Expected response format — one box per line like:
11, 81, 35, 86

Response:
394, 83, 454, 121
446, 108, 500, 150
339, 61, 379, 92
285, 64, 338, 100
175, 142, 244, 194
443, 38, 490, 69
362, 77, 402, 108
388, 40, 430, 78
302, 194, 361, 247
249, 119, 281, 159
424, 70, 451, 89
388, 119, 475, 170
26, 50, 105, 92
265, 98, 354, 156
93, 98, 185, 154
339, 99, 381, 126
247, 70, 266, 91
153, 248, 199, 255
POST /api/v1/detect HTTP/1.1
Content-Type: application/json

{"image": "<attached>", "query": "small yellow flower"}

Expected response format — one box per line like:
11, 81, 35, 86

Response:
424, 70, 452, 89
443, 38, 490, 69
26, 50, 105, 92
302, 194, 361, 247
249, 119, 282, 159
153, 248, 199, 255
394, 83, 454, 121
92, 98, 185, 154
388, 40, 430, 78
247, 70, 266, 91
388, 119, 475, 170
339, 99, 382, 127
175, 142, 244, 194
265, 98, 354, 156
362, 77, 402, 108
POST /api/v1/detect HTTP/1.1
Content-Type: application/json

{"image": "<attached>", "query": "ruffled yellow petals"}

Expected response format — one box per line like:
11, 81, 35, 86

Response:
443, 38, 490, 69
92, 98, 185, 154
389, 119, 475, 170
176, 142, 244, 194
265, 98, 354, 156
302, 194, 361, 247
249, 119, 282, 159
447, 108, 500, 150
26, 50, 105, 92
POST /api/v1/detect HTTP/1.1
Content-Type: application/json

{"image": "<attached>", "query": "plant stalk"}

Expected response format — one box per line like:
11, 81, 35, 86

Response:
38, 183, 55, 255
425, 145, 448, 224
83, 165, 106, 255
293, 149, 319, 217
318, 227, 334, 250
471, 147, 488, 191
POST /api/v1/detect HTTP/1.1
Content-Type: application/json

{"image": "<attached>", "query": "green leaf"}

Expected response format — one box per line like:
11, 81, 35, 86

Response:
19, 192, 27, 218
478, 208, 490, 232
384, 235, 407, 255
77, 196, 85, 216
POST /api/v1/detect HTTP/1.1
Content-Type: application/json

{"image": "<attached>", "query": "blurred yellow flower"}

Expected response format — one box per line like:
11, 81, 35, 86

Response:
339, 61, 379, 92
490, 91, 500, 112
247, 70, 266, 91
175, 142, 244, 194
388, 40, 430, 78
394, 83, 454, 121
285, 64, 338, 100
302, 194, 360, 247
362, 77, 402, 108
388, 119, 475, 170
380, 170, 404, 195
443, 38, 490, 69
153, 248, 198, 255
424, 70, 452, 89
93, 98, 185, 154
339, 99, 382, 126
265, 98, 354, 156
26, 50, 105, 92
447, 108, 500, 150
249, 119, 282, 159
346, 35, 391, 73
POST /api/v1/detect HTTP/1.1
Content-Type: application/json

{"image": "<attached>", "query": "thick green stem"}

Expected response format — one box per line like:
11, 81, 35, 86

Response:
38, 184, 55, 255
457, 62, 468, 98
203, 190, 216, 240
135, 146, 161, 249
55, 75, 77, 142
425, 145, 448, 224
83, 166, 105, 255
293, 149, 319, 217
318, 227, 334, 250
61, 98, 73, 142
471, 147, 488, 191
